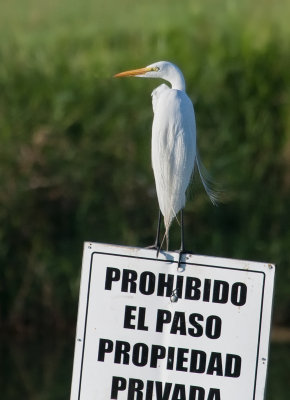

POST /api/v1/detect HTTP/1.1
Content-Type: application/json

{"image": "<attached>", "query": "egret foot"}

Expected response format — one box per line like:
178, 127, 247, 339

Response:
146, 209, 162, 258
176, 249, 186, 271
146, 243, 161, 258
176, 247, 194, 270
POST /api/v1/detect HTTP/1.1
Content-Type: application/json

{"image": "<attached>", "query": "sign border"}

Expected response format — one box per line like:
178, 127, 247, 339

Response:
76, 248, 267, 400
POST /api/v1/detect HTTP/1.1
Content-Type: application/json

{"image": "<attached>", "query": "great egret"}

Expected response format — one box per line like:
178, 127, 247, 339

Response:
114, 61, 218, 262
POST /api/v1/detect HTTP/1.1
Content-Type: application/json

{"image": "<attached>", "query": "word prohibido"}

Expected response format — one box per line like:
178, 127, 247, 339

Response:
105, 267, 247, 306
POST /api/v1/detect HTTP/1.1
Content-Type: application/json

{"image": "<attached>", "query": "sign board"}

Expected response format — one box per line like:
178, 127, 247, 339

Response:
70, 242, 275, 400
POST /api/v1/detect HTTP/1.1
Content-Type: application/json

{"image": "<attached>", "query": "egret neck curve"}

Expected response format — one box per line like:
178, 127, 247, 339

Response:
161, 63, 186, 91
167, 72, 186, 91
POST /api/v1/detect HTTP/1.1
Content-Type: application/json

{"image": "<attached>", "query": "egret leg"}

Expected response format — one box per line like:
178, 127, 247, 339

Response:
177, 210, 186, 270
180, 209, 185, 252
147, 209, 161, 257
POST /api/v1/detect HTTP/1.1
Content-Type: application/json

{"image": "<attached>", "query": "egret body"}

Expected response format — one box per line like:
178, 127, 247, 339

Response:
114, 61, 217, 252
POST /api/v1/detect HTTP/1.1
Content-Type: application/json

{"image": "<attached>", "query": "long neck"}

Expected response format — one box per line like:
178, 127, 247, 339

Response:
167, 67, 186, 91
170, 74, 186, 91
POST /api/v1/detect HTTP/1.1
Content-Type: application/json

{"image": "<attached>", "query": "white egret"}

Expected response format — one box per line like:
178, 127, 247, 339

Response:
114, 61, 218, 261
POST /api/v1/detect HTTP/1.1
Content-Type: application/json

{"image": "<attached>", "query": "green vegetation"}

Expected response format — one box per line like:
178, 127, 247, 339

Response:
1, 0, 289, 331
1, 1, 290, 398
1, 338, 289, 400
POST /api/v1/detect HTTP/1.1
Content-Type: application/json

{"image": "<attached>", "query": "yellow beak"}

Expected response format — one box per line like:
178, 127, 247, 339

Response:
114, 66, 152, 78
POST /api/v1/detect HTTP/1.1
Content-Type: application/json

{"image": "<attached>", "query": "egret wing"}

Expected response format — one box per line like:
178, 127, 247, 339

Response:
151, 86, 196, 233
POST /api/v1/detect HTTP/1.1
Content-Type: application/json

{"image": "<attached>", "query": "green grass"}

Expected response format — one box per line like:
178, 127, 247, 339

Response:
0, 337, 289, 399
1, 0, 290, 58
0, 0, 289, 329
0, 2, 289, 399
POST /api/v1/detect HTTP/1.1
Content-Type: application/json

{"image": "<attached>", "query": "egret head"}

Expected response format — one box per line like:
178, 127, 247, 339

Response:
114, 61, 185, 90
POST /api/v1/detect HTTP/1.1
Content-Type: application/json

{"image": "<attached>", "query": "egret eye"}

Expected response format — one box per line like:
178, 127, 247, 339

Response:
152, 67, 160, 72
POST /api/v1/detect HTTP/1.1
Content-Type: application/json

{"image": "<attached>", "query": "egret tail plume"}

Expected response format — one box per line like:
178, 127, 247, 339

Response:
159, 229, 169, 252
196, 149, 220, 206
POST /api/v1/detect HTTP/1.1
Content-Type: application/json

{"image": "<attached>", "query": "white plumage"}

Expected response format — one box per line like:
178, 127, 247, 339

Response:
151, 83, 196, 237
114, 61, 217, 248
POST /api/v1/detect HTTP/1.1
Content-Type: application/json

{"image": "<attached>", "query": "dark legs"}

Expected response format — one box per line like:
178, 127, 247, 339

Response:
155, 209, 162, 250
180, 209, 185, 253
147, 209, 161, 256
148, 209, 189, 267
177, 209, 186, 270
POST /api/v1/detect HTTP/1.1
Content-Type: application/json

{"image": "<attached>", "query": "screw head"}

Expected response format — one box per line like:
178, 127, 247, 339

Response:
170, 293, 178, 303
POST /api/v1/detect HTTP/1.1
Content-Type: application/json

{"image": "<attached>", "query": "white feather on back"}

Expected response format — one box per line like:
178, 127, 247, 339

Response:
151, 84, 196, 237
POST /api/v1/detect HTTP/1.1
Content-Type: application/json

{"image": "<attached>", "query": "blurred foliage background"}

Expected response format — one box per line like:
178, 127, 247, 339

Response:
0, 0, 290, 398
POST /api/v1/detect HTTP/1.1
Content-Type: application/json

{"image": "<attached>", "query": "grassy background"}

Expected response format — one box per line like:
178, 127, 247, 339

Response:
0, 337, 289, 400
0, 0, 290, 397
1, 0, 289, 329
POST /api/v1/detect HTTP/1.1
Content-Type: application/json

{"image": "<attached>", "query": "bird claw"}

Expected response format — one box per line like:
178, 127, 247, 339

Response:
176, 248, 192, 271
176, 249, 191, 272
146, 243, 161, 258
177, 250, 185, 271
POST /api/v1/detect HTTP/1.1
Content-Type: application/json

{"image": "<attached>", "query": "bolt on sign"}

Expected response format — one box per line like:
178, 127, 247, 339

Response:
70, 242, 275, 400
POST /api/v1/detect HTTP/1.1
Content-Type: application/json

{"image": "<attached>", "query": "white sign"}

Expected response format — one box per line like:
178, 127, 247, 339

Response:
70, 242, 275, 400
